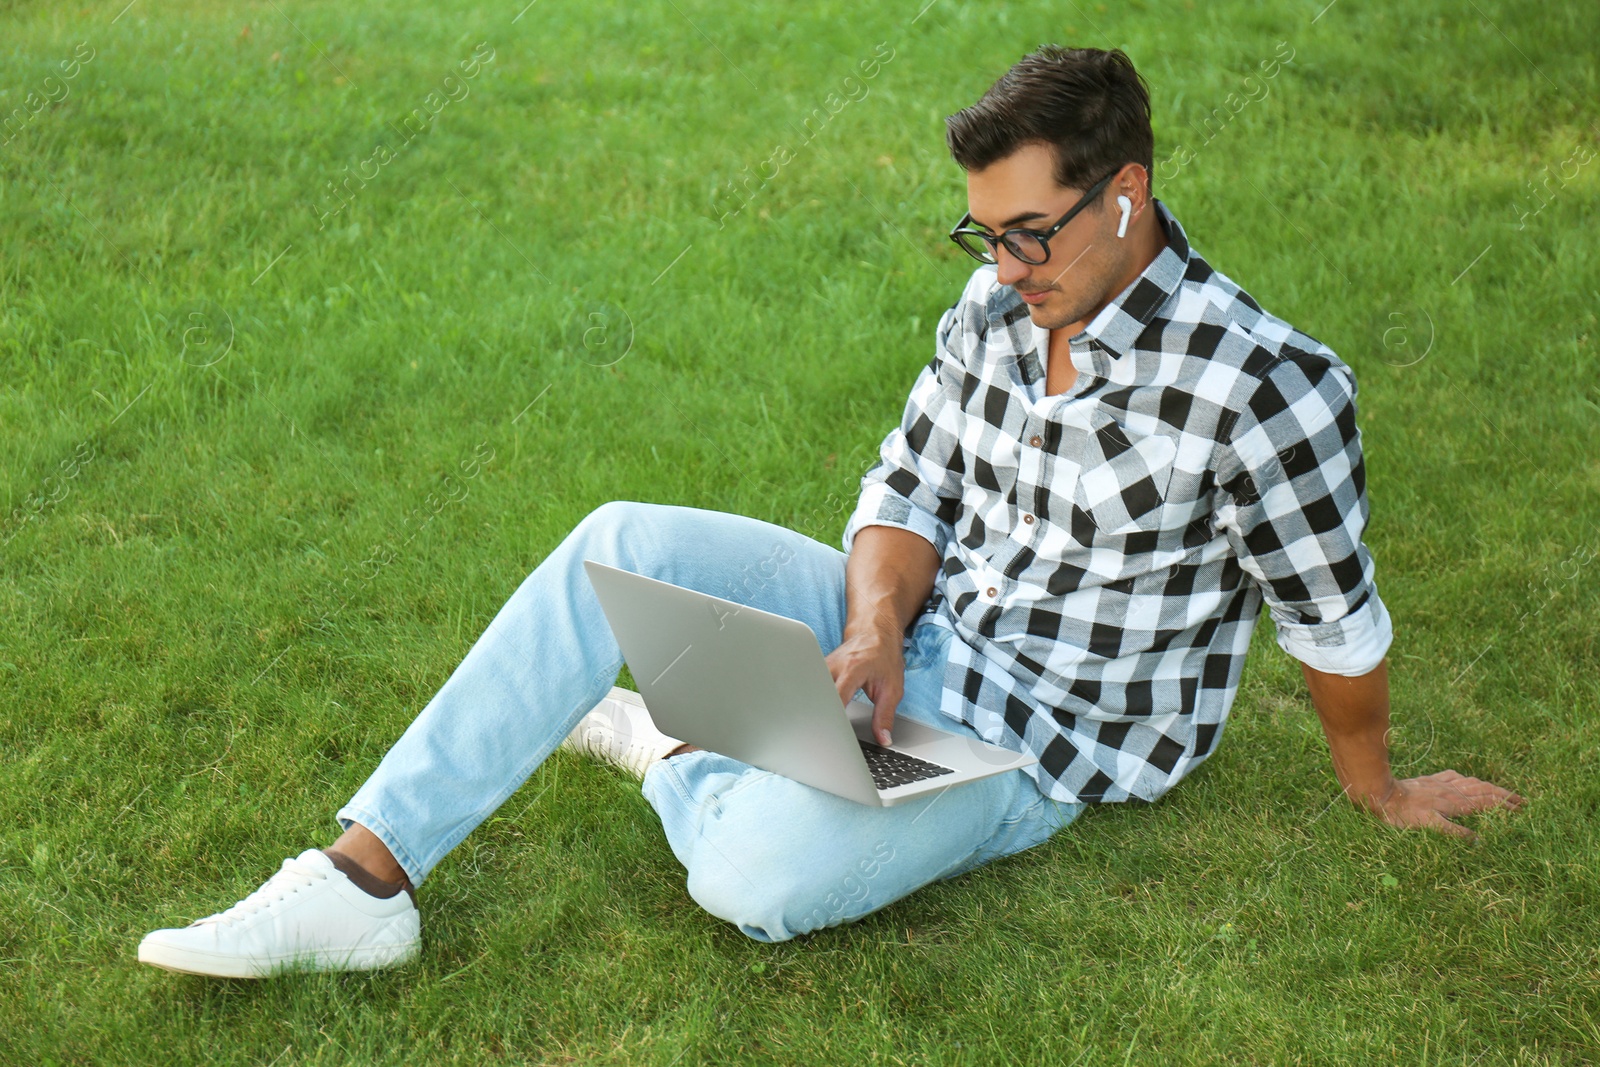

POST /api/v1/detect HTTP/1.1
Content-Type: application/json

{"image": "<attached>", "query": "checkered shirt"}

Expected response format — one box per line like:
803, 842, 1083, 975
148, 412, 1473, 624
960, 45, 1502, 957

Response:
842, 198, 1394, 804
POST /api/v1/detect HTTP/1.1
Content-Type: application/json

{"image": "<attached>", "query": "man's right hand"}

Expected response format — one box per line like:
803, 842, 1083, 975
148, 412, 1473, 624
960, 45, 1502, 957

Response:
831, 524, 941, 748
824, 625, 907, 748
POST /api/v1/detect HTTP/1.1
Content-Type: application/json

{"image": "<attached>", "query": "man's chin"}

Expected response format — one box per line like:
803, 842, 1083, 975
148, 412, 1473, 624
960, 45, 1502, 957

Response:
1024, 302, 1070, 329
1023, 295, 1096, 332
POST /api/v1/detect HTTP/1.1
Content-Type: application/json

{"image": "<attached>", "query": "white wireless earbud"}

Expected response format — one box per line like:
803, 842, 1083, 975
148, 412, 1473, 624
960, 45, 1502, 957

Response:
1116, 195, 1132, 238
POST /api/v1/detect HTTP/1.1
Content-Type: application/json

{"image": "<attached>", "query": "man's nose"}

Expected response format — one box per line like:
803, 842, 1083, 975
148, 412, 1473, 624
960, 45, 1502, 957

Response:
992, 242, 1032, 287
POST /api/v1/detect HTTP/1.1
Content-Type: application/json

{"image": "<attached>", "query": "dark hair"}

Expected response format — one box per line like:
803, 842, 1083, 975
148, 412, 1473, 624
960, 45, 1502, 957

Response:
946, 46, 1154, 201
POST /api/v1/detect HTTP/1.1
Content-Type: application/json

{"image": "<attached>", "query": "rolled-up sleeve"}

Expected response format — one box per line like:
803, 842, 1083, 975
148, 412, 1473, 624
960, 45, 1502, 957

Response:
841, 299, 970, 559
1212, 348, 1393, 676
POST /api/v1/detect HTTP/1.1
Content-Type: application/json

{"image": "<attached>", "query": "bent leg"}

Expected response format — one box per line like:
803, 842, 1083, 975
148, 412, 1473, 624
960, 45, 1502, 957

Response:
641, 618, 1086, 942
337, 499, 854, 885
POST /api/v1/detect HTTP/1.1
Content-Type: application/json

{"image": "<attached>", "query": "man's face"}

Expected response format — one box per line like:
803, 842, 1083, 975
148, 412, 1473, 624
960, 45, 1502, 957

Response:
964, 142, 1123, 332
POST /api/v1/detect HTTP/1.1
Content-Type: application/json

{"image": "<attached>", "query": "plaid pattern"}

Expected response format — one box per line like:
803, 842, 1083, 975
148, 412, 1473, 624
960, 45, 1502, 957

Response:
842, 199, 1393, 804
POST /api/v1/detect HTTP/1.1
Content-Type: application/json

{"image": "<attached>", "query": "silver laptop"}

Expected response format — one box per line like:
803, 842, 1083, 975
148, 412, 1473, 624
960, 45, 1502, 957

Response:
582, 559, 1037, 807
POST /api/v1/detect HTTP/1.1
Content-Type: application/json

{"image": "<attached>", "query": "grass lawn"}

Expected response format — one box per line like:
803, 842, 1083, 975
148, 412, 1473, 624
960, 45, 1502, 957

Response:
2, 0, 1598, 1062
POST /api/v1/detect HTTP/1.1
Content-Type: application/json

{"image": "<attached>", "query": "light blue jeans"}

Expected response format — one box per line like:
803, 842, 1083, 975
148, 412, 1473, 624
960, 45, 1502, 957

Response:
337, 500, 1084, 942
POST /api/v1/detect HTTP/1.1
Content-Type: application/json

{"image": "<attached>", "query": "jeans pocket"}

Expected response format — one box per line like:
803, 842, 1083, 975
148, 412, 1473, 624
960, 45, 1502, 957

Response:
902, 619, 949, 672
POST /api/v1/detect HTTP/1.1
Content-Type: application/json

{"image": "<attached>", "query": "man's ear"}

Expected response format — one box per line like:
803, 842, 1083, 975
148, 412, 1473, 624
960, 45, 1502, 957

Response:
1117, 163, 1153, 220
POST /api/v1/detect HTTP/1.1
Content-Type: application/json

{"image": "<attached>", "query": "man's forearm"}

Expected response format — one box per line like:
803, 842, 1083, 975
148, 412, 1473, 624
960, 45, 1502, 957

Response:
843, 525, 940, 642
1301, 657, 1396, 809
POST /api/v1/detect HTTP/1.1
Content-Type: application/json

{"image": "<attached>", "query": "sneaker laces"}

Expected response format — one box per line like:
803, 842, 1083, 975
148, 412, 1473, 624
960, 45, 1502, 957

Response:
580, 718, 657, 760
571, 715, 631, 757
192, 853, 331, 928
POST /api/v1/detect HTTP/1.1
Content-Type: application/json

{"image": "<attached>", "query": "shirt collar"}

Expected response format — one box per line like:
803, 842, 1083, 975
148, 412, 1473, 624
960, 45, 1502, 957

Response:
1000, 197, 1192, 362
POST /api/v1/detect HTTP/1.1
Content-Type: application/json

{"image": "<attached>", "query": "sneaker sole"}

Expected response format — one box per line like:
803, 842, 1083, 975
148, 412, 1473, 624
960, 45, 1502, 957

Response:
137, 937, 419, 979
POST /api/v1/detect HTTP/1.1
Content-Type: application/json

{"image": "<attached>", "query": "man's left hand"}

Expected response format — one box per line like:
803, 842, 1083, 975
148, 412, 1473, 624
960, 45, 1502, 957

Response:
1364, 769, 1526, 841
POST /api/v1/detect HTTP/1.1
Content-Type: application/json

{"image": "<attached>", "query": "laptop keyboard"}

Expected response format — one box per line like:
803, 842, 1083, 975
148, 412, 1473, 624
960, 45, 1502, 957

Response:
858, 740, 957, 790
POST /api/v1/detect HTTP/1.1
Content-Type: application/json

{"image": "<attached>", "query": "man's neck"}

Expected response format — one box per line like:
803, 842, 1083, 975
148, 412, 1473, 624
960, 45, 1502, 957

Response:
1050, 214, 1166, 335
1044, 213, 1169, 395
1079, 213, 1169, 336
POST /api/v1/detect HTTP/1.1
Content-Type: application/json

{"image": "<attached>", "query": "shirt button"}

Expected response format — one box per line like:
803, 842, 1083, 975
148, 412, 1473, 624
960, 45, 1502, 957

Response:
986, 586, 997, 597
1029, 435, 1043, 447
1022, 514, 1035, 524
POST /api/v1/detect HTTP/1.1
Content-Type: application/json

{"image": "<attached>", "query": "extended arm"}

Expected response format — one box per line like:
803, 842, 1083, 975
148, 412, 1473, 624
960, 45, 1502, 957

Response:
1302, 657, 1525, 840
1212, 353, 1524, 838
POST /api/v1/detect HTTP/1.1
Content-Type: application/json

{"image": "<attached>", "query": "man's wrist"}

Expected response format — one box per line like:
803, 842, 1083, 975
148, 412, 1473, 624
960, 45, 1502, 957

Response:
843, 607, 906, 644
1344, 775, 1401, 815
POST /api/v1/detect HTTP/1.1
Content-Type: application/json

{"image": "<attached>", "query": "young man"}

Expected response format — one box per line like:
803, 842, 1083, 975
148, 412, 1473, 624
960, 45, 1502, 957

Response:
139, 46, 1523, 978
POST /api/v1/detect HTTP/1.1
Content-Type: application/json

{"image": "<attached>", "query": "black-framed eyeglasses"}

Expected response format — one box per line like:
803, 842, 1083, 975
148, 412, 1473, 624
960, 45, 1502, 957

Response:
948, 168, 1122, 266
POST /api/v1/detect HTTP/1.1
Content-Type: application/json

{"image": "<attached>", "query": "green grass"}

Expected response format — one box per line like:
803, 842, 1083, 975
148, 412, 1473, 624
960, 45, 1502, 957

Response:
2, 0, 1598, 1062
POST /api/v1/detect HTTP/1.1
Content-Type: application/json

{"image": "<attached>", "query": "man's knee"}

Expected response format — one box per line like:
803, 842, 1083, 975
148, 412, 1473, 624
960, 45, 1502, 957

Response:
683, 858, 813, 943
681, 835, 900, 943
574, 498, 650, 543
563, 499, 663, 569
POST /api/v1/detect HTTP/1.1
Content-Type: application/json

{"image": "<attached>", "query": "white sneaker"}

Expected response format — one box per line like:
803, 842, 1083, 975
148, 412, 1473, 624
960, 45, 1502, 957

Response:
560, 685, 684, 779
137, 849, 420, 978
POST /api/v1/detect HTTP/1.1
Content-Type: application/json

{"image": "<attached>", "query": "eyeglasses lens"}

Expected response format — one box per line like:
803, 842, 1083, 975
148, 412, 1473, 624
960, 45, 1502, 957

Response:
1004, 232, 1047, 264
954, 230, 1049, 265
954, 231, 996, 263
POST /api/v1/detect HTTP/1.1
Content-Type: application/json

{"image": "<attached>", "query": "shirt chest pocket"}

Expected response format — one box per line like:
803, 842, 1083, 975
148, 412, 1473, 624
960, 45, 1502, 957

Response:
1072, 412, 1178, 535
